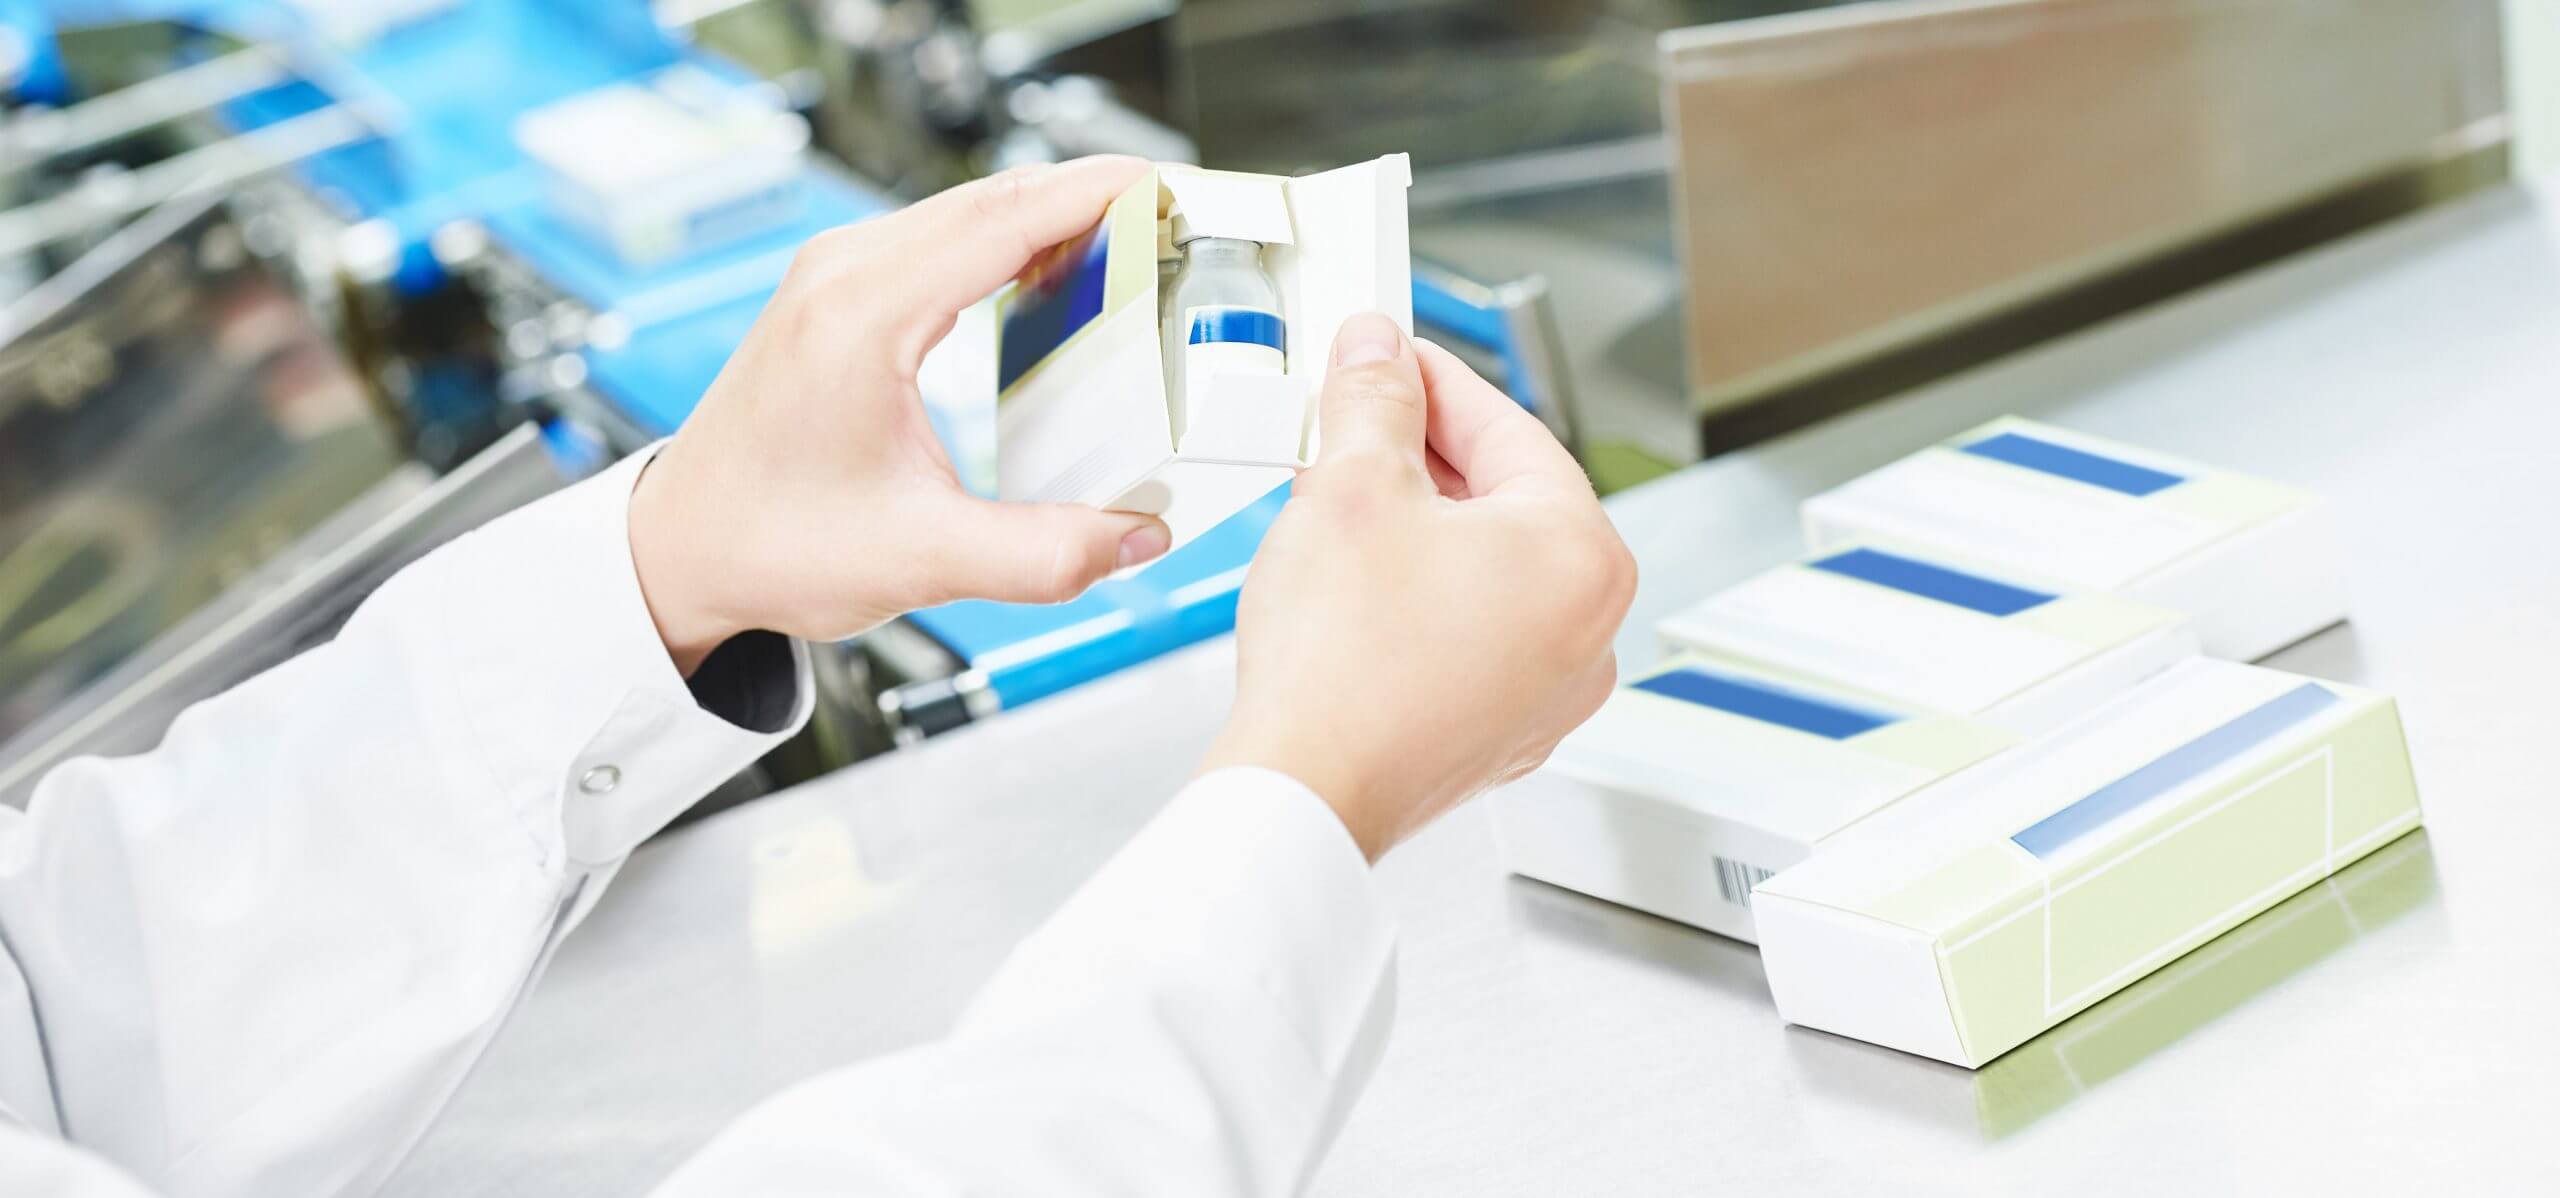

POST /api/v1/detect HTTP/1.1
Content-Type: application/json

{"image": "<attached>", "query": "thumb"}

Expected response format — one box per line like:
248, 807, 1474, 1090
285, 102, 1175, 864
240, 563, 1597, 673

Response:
1315, 313, 1428, 477
926, 497, 1172, 605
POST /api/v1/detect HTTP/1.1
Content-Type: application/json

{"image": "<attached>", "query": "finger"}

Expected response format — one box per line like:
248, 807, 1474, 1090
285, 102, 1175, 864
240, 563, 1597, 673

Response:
1414, 338, 1588, 499
924, 496, 1171, 606
884, 156, 1150, 325
1315, 313, 1428, 479
1425, 445, 1468, 499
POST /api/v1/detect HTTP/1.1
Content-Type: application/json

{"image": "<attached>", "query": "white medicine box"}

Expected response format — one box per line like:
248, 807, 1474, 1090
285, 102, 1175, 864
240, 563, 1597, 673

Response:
1490, 652, 2017, 944
995, 156, 1413, 556
1801, 417, 2346, 662
1656, 545, 2198, 737
1754, 657, 2422, 1068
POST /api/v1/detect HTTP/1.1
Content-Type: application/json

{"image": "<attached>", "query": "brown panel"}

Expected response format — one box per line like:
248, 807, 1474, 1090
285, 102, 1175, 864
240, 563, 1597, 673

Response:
1663, 0, 2508, 410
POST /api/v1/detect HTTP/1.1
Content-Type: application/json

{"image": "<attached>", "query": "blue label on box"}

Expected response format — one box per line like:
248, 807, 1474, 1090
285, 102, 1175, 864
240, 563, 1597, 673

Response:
1632, 667, 1899, 740
1961, 431, 2186, 497
2011, 681, 2338, 858
999, 223, 1111, 393
1810, 547, 2055, 617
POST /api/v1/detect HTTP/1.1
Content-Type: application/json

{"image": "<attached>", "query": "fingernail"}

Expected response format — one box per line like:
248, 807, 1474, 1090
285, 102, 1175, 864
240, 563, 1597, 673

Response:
1117, 523, 1171, 568
1332, 313, 1405, 367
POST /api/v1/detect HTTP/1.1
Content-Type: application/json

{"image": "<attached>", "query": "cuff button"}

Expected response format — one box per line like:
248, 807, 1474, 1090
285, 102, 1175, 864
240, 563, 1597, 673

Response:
579, 764, 623, 795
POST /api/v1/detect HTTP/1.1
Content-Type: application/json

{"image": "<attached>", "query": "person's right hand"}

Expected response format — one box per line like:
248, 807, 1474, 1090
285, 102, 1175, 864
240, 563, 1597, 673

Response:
1198, 314, 1636, 861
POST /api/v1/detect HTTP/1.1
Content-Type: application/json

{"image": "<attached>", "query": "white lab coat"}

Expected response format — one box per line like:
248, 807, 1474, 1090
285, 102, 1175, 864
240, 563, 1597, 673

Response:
0, 448, 1396, 1196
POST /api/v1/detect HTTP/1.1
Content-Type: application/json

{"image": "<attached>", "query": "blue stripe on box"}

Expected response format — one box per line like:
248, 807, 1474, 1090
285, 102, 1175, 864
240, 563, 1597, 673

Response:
1961, 431, 2186, 497
2012, 682, 2339, 858
998, 224, 1111, 393
1187, 306, 1286, 352
1631, 667, 1899, 740
1810, 547, 2055, 617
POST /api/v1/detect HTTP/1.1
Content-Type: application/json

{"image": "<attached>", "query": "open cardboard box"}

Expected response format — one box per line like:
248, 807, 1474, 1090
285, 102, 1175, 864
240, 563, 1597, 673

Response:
995, 156, 1413, 558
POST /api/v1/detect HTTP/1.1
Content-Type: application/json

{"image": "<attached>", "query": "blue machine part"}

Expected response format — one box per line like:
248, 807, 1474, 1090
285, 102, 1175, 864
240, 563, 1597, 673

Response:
1411, 270, 1541, 418
578, 288, 766, 436
562, 171, 893, 434
208, 0, 694, 293
0, 3, 69, 104
479, 144, 894, 321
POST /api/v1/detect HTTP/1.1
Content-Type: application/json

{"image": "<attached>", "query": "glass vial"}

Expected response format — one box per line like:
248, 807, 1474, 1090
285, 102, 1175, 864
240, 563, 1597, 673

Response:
1161, 230, 1285, 434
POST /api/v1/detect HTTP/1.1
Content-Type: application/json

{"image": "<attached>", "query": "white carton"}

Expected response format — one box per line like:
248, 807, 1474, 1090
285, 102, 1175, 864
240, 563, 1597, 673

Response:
1656, 544, 2198, 736
1490, 652, 2016, 943
995, 157, 1412, 556
1754, 657, 2422, 1067
515, 66, 811, 266
1800, 417, 2346, 661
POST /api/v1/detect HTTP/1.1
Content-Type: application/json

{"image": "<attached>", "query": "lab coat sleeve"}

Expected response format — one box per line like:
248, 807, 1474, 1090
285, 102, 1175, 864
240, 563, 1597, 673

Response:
653, 766, 1399, 1197
0, 446, 812, 1197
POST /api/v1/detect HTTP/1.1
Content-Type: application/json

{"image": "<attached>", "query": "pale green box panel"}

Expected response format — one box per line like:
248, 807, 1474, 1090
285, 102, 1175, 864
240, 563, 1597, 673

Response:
1851, 715, 2021, 776
1939, 910, 2046, 1062
2006, 591, 2185, 649
2330, 699, 2424, 853
1933, 693, 2423, 1065
2045, 752, 2329, 1005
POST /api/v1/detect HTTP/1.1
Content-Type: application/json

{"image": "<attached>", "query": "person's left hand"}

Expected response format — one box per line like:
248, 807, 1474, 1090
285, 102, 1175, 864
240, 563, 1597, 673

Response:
626, 156, 1167, 674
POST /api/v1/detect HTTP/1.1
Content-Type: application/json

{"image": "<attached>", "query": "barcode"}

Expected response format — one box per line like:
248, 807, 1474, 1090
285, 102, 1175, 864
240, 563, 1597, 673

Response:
1714, 856, 1776, 907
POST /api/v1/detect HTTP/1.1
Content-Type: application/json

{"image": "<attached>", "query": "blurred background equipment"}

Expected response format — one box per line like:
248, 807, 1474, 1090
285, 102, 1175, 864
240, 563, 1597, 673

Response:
0, 191, 406, 766
1663, 0, 2510, 447
0, 0, 2538, 810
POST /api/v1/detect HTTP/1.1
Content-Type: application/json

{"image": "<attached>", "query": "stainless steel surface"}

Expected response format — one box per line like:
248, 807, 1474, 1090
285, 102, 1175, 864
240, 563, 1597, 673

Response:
0, 422, 566, 808
1664, 0, 2508, 413
0, 105, 376, 258
1411, 174, 1696, 469
392, 180, 2560, 1195
0, 46, 289, 170
0, 192, 408, 765
1498, 272, 1580, 457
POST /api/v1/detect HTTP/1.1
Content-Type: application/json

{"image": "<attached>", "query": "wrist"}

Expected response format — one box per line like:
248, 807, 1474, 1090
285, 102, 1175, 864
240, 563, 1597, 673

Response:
628, 450, 748, 677
1199, 727, 1389, 862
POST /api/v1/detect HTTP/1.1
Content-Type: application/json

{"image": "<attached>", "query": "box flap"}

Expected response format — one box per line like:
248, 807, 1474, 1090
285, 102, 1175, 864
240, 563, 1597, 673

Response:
1277, 154, 1412, 462
1162, 170, 1295, 245
1178, 372, 1308, 464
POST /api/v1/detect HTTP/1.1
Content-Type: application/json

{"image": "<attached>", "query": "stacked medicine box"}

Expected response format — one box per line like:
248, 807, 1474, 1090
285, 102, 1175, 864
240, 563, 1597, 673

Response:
1491, 417, 2423, 1069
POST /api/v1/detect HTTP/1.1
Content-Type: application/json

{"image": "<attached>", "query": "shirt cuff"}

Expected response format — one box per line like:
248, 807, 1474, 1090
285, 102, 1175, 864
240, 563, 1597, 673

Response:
974, 766, 1398, 1083
360, 442, 814, 870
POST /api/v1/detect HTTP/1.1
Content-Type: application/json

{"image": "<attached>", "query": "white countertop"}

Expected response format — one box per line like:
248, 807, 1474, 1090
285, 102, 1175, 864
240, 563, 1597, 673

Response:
390, 181, 2560, 1196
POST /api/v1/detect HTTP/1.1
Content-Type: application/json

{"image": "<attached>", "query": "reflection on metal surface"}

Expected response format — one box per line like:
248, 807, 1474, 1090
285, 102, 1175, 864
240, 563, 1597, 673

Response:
1178, 0, 1767, 178
1412, 260, 1582, 458
1784, 828, 2439, 1140
0, 192, 404, 756
1664, 0, 2509, 424
0, 421, 566, 807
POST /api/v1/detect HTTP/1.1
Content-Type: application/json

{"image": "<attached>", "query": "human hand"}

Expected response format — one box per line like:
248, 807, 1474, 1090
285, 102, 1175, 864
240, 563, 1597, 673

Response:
1199, 315, 1636, 861
627, 156, 1170, 674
